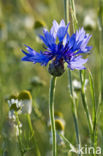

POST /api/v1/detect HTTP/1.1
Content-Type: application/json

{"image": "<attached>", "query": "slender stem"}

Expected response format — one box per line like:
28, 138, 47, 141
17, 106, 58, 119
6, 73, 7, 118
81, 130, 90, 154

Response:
68, 69, 73, 95
96, 0, 103, 130
17, 136, 24, 156
64, 1, 81, 155
49, 76, 57, 156
69, 0, 78, 31
69, 0, 94, 149
27, 114, 34, 137
68, 0, 93, 139
99, 0, 103, 102
68, 70, 80, 145
68, 70, 81, 156
0, 0, 2, 19
88, 70, 97, 149
27, 114, 41, 156
64, 0, 69, 25
80, 71, 93, 135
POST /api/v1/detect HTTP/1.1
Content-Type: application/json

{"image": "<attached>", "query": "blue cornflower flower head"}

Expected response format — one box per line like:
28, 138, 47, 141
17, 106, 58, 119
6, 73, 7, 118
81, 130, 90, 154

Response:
21, 20, 92, 76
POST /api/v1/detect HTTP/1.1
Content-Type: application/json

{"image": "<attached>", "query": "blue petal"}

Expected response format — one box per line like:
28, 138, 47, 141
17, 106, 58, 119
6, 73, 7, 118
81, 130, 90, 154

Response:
60, 19, 65, 27
24, 45, 36, 55
57, 23, 70, 42
39, 30, 56, 51
57, 27, 66, 42
50, 20, 67, 40
44, 31, 55, 45
67, 55, 88, 70
21, 56, 34, 62
21, 46, 50, 66
39, 35, 48, 46
75, 28, 92, 53
50, 20, 59, 39
68, 34, 76, 49
21, 50, 31, 56
76, 27, 85, 42
80, 35, 92, 51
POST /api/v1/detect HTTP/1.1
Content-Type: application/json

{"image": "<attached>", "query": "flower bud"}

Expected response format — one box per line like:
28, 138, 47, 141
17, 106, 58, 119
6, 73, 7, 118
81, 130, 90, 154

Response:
55, 119, 65, 131
48, 60, 65, 77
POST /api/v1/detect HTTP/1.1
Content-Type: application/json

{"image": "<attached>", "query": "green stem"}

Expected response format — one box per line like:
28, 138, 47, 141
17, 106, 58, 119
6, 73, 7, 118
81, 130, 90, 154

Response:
67, 0, 93, 140
27, 114, 34, 138
49, 76, 57, 156
68, 70, 81, 156
64, 1, 81, 155
96, 0, 103, 133
99, 0, 103, 102
18, 136, 24, 156
64, 0, 69, 25
69, 0, 78, 31
27, 114, 41, 156
80, 71, 93, 135
68, 70, 80, 146
89, 70, 97, 146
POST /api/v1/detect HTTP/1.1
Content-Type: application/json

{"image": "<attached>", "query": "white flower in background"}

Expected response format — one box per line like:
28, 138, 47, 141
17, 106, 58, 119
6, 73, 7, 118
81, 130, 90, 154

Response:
8, 99, 22, 109
7, 95, 22, 120
8, 110, 16, 120
83, 10, 97, 30
7, 90, 32, 122
18, 90, 32, 114
24, 16, 34, 29
72, 80, 81, 90
72, 79, 88, 92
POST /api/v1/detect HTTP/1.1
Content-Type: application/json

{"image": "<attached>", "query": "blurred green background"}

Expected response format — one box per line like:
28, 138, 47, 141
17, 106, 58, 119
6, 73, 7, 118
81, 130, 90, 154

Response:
0, 0, 102, 155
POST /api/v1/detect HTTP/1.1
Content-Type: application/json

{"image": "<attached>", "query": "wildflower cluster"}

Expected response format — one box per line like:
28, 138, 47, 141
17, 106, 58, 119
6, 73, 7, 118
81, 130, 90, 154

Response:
7, 96, 22, 136
8, 95, 22, 120
21, 20, 92, 76
7, 90, 32, 136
